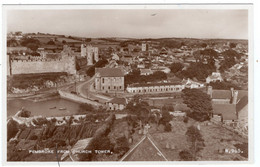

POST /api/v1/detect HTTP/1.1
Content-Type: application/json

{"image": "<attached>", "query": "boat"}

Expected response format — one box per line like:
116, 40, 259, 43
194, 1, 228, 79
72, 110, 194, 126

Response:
49, 107, 56, 109
59, 107, 67, 110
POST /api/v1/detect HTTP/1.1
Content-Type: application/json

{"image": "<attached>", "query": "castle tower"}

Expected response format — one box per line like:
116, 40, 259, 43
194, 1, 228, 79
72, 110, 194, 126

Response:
81, 44, 87, 57
94, 47, 99, 62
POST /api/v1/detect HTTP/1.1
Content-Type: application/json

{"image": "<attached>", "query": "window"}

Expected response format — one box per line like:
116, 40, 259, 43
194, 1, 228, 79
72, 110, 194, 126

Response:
108, 86, 110, 90
102, 86, 104, 90
114, 86, 116, 89
102, 78, 105, 83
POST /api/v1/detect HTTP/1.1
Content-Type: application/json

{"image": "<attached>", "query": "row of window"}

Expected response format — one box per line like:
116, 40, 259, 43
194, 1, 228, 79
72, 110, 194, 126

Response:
131, 87, 181, 93
102, 77, 122, 83
102, 86, 123, 90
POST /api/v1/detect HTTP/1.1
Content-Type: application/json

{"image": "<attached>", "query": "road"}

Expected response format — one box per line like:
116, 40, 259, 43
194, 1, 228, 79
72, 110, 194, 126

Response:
75, 62, 116, 103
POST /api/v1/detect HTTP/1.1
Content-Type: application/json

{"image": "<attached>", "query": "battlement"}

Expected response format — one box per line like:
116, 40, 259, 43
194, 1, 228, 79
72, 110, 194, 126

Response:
10, 57, 73, 63
10, 56, 76, 75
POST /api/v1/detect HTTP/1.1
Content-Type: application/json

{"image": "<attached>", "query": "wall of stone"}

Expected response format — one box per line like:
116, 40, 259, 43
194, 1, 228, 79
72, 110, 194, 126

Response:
58, 90, 102, 107
11, 56, 76, 75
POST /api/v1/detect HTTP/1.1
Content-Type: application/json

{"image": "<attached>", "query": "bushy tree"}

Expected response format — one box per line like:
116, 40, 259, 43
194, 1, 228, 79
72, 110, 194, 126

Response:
47, 40, 55, 45
186, 126, 205, 160
170, 62, 184, 73
179, 150, 193, 161
209, 80, 241, 90
182, 88, 212, 122
7, 119, 19, 141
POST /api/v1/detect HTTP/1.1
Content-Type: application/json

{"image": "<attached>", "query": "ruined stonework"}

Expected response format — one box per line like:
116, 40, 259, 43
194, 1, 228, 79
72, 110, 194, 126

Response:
10, 45, 76, 75
81, 44, 99, 65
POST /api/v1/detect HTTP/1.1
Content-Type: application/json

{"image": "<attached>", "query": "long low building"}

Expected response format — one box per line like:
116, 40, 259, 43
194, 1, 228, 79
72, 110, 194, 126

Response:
126, 82, 185, 94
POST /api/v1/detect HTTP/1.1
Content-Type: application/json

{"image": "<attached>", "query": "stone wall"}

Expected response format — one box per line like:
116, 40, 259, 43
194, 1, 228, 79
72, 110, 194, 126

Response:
58, 90, 102, 107
11, 56, 76, 75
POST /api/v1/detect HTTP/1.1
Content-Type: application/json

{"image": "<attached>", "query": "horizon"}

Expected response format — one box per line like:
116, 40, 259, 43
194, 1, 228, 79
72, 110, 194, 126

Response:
6, 9, 248, 40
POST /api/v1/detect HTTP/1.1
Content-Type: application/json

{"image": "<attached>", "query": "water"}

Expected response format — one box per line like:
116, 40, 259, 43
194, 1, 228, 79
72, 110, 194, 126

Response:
7, 98, 81, 117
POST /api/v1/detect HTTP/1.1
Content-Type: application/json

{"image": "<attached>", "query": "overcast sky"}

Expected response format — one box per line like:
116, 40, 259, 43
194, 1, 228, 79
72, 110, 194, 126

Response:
6, 9, 248, 39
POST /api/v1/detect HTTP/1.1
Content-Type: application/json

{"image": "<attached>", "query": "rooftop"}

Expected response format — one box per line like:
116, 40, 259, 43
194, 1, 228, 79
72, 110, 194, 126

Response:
212, 103, 237, 120
121, 135, 167, 161
108, 97, 127, 105
129, 82, 182, 88
95, 68, 124, 77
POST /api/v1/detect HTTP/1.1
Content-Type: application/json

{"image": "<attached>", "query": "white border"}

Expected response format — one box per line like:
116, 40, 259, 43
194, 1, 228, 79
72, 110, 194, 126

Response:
0, 2, 257, 167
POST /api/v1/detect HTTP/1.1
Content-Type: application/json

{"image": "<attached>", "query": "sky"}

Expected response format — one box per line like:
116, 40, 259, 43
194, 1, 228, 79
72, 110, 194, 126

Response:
6, 9, 248, 39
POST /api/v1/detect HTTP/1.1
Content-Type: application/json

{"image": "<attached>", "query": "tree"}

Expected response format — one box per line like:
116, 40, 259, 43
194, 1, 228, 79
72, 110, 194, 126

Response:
79, 103, 95, 113
170, 62, 184, 73
126, 95, 150, 124
201, 43, 207, 48
209, 80, 241, 90
47, 40, 55, 45
7, 119, 19, 141
229, 42, 237, 48
179, 150, 193, 161
62, 40, 67, 44
182, 88, 212, 122
186, 126, 205, 160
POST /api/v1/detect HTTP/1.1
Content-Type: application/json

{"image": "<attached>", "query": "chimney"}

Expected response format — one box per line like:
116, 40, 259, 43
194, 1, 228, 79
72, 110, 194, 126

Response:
232, 90, 238, 104
207, 86, 213, 98
230, 87, 234, 97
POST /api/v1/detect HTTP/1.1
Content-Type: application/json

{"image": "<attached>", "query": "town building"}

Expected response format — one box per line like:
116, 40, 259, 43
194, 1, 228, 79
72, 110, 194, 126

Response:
140, 69, 153, 76
111, 53, 120, 61
126, 82, 185, 94
207, 86, 248, 130
94, 68, 124, 93
121, 55, 133, 64
141, 43, 148, 52
106, 97, 127, 110
81, 44, 99, 65
206, 72, 223, 83
182, 78, 205, 89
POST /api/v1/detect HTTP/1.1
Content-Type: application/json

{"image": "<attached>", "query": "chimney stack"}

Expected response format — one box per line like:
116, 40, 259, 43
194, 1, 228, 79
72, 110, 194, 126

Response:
231, 87, 234, 97
207, 86, 213, 98
232, 90, 238, 104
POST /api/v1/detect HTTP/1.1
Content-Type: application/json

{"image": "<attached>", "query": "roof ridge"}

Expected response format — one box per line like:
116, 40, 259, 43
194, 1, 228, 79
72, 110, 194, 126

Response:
119, 135, 147, 161
147, 134, 168, 161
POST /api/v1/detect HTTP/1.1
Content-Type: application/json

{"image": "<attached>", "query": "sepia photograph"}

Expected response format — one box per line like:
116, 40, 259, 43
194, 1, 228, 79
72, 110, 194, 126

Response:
2, 4, 253, 164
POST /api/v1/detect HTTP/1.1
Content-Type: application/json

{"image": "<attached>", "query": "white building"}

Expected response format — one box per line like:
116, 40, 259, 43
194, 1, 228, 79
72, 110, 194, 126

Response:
206, 72, 223, 83
127, 82, 185, 94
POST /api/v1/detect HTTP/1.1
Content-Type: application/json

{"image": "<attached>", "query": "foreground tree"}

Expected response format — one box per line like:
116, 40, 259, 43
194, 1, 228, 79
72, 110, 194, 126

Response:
186, 126, 205, 160
182, 88, 212, 122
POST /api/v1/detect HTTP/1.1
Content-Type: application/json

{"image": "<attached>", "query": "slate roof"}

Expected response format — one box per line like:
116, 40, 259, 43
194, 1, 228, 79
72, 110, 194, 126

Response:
120, 135, 167, 161
212, 90, 248, 101
236, 96, 248, 112
129, 82, 182, 88
140, 69, 153, 74
95, 68, 124, 77
212, 104, 237, 120
212, 90, 232, 99
108, 98, 127, 105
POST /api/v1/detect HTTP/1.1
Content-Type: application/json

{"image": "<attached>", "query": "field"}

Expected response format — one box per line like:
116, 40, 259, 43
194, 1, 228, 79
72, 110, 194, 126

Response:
149, 118, 248, 161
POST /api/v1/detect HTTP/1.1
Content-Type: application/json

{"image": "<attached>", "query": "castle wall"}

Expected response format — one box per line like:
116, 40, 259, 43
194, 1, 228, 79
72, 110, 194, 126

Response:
11, 57, 76, 75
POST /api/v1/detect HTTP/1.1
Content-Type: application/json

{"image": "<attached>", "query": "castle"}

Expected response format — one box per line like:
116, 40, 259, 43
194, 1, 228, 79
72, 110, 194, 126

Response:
8, 45, 77, 75
81, 44, 99, 65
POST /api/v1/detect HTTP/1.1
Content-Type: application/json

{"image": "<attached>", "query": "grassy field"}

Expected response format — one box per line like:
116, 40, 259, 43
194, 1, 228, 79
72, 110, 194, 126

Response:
149, 118, 248, 161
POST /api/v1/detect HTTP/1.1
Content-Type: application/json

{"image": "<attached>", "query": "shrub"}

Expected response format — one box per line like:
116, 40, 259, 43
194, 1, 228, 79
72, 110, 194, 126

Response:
28, 134, 38, 140
183, 117, 189, 123
164, 123, 172, 132
7, 119, 19, 141
179, 150, 193, 161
